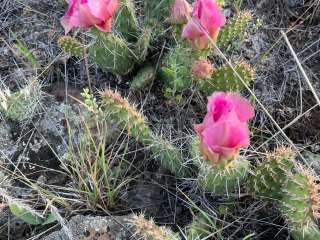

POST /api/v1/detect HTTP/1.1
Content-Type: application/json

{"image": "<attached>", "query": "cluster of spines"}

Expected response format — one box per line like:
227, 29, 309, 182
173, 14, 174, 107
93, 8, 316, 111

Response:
198, 157, 250, 195
89, 31, 135, 75
248, 147, 295, 200
199, 61, 255, 95
100, 89, 151, 142
280, 168, 320, 240
217, 10, 253, 47
114, 0, 139, 41
100, 89, 189, 177
129, 213, 181, 240
58, 36, 85, 58
186, 214, 215, 240
130, 65, 155, 91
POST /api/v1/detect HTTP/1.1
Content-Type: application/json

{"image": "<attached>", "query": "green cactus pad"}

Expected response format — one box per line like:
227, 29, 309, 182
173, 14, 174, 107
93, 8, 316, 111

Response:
114, 0, 138, 42
247, 147, 295, 200
58, 36, 85, 58
144, 0, 175, 24
199, 61, 255, 94
100, 89, 189, 177
149, 137, 190, 177
217, 10, 252, 47
280, 170, 320, 231
89, 31, 135, 75
133, 28, 152, 64
100, 89, 151, 142
198, 157, 250, 195
161, 45, 194, 94
290, 223, 320, 240
130, 214, 181, 240
187, 214, 216, 240
130, 65, 155, 92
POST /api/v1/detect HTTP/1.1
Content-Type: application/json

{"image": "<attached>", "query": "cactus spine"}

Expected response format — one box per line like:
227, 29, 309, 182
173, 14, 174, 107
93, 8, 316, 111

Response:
192, 138, 249, 195
247, 147, 295, 200
89, 31, 135, 75
217, 10, 252, 47
199, 61, 255, 94
280, 169, 320, 240
114, 0, 139, 41
130, 214, 181, 240
198, 157, 250, 194
100, 89, 189, 177
130, 66, 156, 91
58, 36, 85, 58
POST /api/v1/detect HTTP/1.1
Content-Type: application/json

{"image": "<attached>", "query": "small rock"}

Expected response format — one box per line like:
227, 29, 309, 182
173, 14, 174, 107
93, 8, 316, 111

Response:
41, 215, 135, 240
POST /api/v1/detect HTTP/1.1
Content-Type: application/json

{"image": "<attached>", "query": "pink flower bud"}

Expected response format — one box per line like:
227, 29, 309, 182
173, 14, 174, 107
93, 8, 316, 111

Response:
194, 92, 254, 164
170, 0, 192, 24
61, 0, 119, 34
191, 59, 213, 79
182, 0, 225, 49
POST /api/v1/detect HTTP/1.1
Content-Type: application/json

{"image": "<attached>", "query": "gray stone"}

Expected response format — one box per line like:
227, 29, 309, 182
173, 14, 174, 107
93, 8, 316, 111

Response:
41, 215, 135, 240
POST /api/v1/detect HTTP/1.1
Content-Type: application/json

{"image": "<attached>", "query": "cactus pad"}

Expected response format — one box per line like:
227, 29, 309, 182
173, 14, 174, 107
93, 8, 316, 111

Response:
130, 65, 155, 92
100, 89, 189, 177
217, 10, 252, 47
58, 36, 85, 58
198, 157, 250, 195
114, 0, 138, 41
89, 31, 134, 75
247, 147, 295, 200
199, 61, 255, 94
130, 213, 180, 240
280, 169, 320, 231
100, 89, 151, 142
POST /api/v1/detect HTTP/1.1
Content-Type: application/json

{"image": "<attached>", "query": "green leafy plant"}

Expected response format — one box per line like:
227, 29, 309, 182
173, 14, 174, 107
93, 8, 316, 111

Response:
9, 202, 57, 225
63, 89, 132, 208
0, 81, 43, 122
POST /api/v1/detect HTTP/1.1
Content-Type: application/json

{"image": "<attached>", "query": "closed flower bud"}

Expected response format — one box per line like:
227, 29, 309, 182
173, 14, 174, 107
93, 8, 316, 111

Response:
191, 59, 214, 79
194, 92, 254, 164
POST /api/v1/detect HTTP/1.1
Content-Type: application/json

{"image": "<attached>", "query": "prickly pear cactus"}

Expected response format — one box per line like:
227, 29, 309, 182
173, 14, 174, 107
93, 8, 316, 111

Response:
247, 147, 295, 200
291, 223, 320, 240
130, 66, 155, 91
199, 61, 255, 95
217, 10, 252, 47
144, 0, 175, 25
100, 89, 151, 141
99, 89, 189, 177
89, 31, 135, 75
58, 36, 85, 58
198, 157, 250, 195
187, 214, 216, 240
280, 169, 320, 239
130, 213, 181, 240
114, 0, 139, 41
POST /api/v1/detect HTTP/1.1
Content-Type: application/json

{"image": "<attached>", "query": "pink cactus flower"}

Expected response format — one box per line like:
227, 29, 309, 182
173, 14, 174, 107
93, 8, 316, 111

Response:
194, 92, 254, 164
170, 0, 192, 24
191, 59, 214, 79
61, 0, 119, 34
182, 0, 225, 49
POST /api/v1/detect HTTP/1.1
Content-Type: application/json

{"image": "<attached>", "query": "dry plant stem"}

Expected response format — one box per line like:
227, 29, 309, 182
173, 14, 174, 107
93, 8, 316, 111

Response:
281, 31, 320, 106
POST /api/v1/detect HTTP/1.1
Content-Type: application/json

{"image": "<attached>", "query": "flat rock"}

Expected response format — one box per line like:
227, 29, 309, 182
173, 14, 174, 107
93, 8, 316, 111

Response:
41, 215, 135, 240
